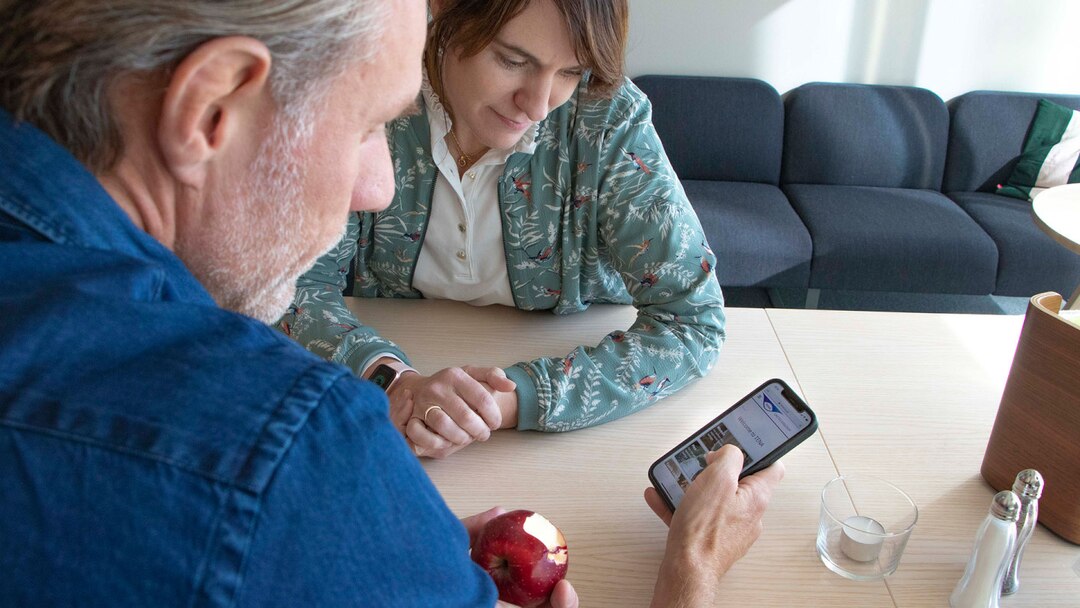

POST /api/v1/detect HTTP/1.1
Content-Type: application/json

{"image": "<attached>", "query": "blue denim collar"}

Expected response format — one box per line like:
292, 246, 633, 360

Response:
0, 108, 214, 305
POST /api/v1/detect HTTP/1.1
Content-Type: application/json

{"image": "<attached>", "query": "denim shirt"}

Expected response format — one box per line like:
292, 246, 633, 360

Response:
0, 110, 495, 607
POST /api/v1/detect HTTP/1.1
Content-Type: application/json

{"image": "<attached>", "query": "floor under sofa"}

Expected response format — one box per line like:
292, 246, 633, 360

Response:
724, 287, 1031, 315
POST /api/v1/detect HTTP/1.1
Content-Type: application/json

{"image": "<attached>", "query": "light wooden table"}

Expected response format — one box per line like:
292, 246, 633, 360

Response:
768, 308, 1080, 606
1032, 183, 1080, 308
346, 298, 1080, 606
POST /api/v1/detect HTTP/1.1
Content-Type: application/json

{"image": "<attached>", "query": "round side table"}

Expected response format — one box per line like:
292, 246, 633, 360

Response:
1032, 183, 1080, 309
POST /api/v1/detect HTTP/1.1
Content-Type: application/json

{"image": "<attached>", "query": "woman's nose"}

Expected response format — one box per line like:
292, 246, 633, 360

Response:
516, 76, 554, 122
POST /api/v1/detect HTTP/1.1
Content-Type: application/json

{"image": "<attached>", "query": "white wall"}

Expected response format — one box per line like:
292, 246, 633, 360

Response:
626, 0, 1080, 100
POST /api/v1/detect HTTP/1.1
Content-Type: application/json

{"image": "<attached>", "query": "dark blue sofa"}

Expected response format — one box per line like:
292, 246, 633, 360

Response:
781, 82, 998, 294
635, 75, 811, 288
634, 75, 1080, 301
944, 91, 1080, 297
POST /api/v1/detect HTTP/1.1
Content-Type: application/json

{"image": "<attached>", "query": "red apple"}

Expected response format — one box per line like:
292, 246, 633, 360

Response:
471, 510, 569, 608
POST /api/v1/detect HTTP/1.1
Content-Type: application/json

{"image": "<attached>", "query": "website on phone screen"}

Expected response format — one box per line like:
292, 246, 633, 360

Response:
654, 382, 810, 509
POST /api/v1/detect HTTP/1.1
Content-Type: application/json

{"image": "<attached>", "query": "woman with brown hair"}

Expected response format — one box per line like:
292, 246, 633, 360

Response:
283, 0, 726, 458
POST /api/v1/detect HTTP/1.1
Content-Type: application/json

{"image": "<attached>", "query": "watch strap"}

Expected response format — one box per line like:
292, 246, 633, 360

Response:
366, 360, 416, 393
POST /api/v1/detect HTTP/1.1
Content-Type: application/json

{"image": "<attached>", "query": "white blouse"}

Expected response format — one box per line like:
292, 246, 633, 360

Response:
410, 80, 538, 307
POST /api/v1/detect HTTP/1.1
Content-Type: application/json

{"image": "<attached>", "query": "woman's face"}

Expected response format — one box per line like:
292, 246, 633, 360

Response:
439, 0, 585, 152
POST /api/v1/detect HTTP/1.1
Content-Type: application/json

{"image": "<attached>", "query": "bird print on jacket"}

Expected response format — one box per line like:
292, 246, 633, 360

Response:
280, 77, 725, 432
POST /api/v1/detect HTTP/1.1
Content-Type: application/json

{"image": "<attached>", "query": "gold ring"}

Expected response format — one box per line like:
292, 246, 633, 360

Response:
423, 405, 444, 424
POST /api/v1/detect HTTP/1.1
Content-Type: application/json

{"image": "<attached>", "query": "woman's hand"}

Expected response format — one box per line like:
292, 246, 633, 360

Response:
390, 366, 516, 458
461, 508, 579, 608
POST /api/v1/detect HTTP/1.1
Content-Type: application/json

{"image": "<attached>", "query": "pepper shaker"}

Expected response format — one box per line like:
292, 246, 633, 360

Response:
1002, 469, 1043, 595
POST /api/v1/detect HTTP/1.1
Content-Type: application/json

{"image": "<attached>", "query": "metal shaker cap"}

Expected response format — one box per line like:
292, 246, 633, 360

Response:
991, 490, 1021, 522
1012, 469, 1044, 498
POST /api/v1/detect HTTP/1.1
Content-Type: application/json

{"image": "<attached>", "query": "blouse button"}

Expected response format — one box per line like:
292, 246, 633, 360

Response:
456, 250, 467, 260
467, 171, 477, 180
458, 223, 467, 233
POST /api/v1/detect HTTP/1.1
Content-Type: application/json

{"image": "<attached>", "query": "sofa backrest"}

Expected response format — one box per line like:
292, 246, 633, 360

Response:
633, 75, 783, 184
781, 82, 949, 189
942, 91, 1080, 193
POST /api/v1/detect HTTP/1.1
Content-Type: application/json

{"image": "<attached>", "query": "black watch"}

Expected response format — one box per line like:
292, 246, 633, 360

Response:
367, 362, 415, 393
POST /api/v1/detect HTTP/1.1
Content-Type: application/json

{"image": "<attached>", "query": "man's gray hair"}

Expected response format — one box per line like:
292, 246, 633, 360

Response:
0, 0, 388, 171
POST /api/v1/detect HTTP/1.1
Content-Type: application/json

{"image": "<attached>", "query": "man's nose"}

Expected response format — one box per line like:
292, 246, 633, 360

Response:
350, 138, 395, 213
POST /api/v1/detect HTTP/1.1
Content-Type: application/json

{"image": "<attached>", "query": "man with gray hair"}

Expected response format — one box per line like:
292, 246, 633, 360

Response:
0, 0, 785, 605
0, 0, 511, 605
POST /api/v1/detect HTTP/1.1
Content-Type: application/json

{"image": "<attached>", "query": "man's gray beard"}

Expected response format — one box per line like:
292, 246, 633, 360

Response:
179, 105, 344, 324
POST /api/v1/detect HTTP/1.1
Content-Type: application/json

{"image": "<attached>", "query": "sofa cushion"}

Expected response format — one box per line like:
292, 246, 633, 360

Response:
948, 191, 1080, 297
784, 184, 998, 293
682, 180, 810, 288
782, 83, 949, 189
943, 91, 1080, 193
634, 75, 783, 184
996, 99, 1080, 201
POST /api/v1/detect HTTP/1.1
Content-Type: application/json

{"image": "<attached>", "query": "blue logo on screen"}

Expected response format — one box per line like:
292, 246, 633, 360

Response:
760, 393, 781, 415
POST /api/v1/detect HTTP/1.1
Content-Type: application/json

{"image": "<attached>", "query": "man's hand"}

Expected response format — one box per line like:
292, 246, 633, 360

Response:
644, 445, 784, 607
391, 366, 516, 458
462, 508, 579, 608
495, 582, 577, 608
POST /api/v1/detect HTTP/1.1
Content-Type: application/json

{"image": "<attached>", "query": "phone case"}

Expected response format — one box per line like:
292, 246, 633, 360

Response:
647, 378, 818, 512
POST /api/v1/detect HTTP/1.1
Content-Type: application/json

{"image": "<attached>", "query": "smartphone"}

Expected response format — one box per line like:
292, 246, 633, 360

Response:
648, 378, 817, 511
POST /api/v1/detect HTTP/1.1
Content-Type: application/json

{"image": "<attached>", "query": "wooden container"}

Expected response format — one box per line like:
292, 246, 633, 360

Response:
981, 292, 1080, 544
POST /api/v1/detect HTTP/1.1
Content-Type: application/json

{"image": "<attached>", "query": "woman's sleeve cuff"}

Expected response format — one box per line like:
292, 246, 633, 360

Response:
504, 364, 540, 431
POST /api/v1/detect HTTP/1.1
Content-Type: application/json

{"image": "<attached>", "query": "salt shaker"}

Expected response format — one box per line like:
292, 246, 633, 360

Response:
949, 491, 1020, 608
1002, 469, 1043, 595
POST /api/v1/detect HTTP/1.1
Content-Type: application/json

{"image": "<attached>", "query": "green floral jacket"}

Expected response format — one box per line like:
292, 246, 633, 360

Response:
280, 77, 726, 432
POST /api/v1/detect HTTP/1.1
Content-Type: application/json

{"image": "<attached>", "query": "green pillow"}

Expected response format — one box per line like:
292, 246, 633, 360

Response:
997, 99, 1080, 201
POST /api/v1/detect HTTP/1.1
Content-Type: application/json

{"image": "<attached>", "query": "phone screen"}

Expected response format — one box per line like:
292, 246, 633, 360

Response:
650, 380, 813, 510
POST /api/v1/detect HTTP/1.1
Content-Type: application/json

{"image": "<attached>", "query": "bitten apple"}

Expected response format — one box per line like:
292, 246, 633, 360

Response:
471, 510, 569, 608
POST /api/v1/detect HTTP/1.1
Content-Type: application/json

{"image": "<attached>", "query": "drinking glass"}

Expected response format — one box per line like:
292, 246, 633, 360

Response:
816, 475, 918, 581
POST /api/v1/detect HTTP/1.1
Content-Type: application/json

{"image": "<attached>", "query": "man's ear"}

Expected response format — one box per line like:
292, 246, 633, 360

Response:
158, 36, 273, 187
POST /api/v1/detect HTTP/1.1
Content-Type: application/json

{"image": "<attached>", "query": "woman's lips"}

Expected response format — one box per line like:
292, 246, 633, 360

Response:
494, 110, 530, 131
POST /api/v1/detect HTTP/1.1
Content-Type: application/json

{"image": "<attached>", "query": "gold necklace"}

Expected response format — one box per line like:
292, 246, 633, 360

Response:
448, 128, 477, 168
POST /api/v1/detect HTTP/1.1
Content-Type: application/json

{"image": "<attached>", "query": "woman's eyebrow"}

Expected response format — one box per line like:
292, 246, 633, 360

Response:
492, 38, 583, 71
